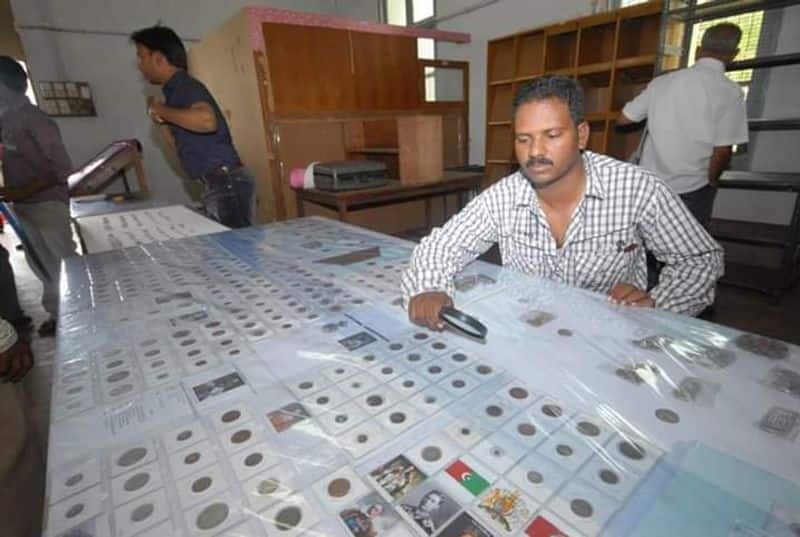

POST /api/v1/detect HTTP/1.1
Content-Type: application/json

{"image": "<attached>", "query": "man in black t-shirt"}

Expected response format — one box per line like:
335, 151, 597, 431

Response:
131, 25, 254, 228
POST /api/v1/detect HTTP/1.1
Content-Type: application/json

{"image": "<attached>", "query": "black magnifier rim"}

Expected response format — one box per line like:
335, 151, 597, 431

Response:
440, 306, 488, 340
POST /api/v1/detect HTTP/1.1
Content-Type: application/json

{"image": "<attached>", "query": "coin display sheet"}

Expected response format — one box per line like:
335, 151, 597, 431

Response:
46, 217, 800, 537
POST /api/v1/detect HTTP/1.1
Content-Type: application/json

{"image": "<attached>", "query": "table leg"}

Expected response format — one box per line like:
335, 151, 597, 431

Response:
296, 195, 305, 217
337, 201, 349, 223
425, 198, 433, 230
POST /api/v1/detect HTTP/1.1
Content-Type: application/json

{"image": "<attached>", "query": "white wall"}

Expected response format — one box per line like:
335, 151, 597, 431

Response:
10, 0, 366, 204
435, 0, 595, 164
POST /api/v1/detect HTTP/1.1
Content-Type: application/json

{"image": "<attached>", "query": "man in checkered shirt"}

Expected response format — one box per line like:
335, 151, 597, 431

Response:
402, 76, 723, 329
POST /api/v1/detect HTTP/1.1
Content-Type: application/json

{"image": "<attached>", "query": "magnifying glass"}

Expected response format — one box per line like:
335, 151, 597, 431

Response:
440, 306, 488, 341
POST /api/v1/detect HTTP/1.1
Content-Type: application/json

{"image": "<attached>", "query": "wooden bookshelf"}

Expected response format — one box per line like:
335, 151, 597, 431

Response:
484, 1, 681, 186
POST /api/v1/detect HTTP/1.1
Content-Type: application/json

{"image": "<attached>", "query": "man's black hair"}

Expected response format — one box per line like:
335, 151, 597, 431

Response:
512, 75, 585, 126
130, 25, 187, 69
0, 56, 27, 94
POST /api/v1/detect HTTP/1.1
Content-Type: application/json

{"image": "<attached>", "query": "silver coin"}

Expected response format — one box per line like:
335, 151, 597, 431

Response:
124, 472, 150, 492
192, 476, 213, 494
131, 503, 154, 522
421, 446, 442, 462
65, 473, 83, 487
65, 503, 84, 519
619, 441, 646, 460
570, 499, 593, 518
244, 453, 263, 467
231, 430, 252, 444
257, 479, 280, 496
117, 447, 147, 467
526, 471, 543, 484
577, 421, 600, 437
366, 395, 384, 407
275, 506, 303, 530
195, 502, 229, 530
486, 405, 503, 417
599, 469, 619, 485
389, 412, 407, 424
655, 408, 680, 424
556, 444, 573, 457
541, 404, 562, 418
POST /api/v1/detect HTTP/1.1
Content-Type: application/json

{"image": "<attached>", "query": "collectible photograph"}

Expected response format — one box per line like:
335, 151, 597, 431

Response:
191, 371, 245, 402
400, 482, 460, 536
339, 491, 403, 537
267, 402, 311, 433
439, 512, 494, 537
370, 454, 427, 501
339, 331, 378, 351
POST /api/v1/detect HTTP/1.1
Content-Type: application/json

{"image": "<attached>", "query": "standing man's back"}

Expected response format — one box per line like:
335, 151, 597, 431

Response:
620, 23, 748, 227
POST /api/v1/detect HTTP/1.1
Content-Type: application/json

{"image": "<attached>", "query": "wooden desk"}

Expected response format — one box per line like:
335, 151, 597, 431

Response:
294, 171, 483, 227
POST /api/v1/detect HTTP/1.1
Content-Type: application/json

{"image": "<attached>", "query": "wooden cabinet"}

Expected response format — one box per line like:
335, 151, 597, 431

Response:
188, 8, 469, 226
483, 1, 682, 187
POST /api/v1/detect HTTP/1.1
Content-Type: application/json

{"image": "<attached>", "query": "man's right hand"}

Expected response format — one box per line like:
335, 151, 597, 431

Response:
0, 340, 34, 383
408, 292, 453, 331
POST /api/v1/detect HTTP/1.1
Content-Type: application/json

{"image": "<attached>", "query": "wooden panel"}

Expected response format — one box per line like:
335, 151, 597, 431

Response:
351, 32, 420, 110
487, 125, 512, 161
488, 37, 516, 82
263, 22, 356, 113
488, 84, 513, 123
579, 70, 612, 114
397, 115, 443, 184
188, 12, 275, 223
545, 31, 578, 71
578, 22, 617, 66
442, 114, 466, 167
516, 32, 545, 78
617, 14, 661, 59
274, 120, 347, 219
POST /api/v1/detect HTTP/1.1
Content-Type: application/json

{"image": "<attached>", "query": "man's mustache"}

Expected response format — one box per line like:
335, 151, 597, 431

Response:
525, 156, 553, 167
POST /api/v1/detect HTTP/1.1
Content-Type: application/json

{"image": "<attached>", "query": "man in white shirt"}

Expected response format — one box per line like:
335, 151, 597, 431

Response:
402, 76, 723, 329
619, 23, 748, 227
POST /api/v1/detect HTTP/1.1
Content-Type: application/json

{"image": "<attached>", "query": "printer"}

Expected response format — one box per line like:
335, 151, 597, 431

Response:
313, 160, 390, 191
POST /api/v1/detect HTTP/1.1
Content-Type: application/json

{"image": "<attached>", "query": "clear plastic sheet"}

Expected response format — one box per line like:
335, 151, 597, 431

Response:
46, 216, 800, 537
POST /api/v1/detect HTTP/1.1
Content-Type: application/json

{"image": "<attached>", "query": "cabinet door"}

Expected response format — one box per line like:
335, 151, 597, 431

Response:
351, 31, 420, 110
262, 22, 356, 114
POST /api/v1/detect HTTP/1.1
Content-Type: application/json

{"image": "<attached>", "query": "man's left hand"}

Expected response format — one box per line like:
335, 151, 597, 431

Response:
147, 96, 165, 124
608, 283, 655, 308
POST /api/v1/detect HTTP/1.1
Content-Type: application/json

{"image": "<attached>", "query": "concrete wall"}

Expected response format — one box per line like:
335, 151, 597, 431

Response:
9, 0, 364, 204
435, 0, 596, 164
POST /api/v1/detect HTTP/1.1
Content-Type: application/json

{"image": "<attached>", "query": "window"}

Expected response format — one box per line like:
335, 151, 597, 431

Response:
688, 10, 764, 87
384, 0, 437, 60
384, 0, 435, 25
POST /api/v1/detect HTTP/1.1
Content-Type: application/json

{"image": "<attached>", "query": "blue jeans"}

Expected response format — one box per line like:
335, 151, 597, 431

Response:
201, 169, 254, 228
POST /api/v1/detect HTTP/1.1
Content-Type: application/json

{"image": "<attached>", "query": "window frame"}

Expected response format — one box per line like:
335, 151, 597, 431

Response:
382, 0, 436, 26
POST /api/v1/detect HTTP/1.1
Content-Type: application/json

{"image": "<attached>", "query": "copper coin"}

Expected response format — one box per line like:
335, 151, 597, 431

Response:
327, 478, 351, 498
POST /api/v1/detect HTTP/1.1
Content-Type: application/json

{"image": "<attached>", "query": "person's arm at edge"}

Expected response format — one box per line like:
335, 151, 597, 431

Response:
150, 99, 217, 133
708, 145, 732, 187
640, 178, 724, 315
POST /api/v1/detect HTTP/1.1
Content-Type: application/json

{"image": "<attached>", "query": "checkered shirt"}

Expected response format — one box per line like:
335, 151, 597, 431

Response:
401, 151, 724, 316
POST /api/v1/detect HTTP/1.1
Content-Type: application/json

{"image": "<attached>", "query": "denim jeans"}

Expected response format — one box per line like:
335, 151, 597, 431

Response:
201, 169, 254, 229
